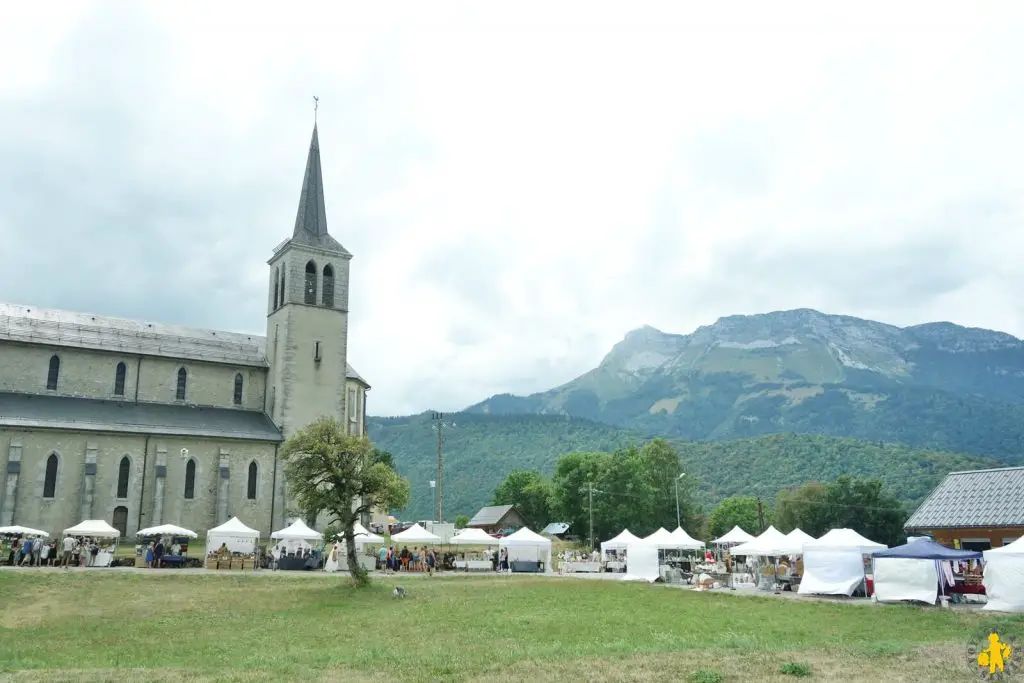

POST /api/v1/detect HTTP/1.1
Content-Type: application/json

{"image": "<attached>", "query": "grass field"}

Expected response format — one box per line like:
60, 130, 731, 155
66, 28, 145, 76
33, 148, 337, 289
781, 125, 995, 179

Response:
0, 570, 1020, 682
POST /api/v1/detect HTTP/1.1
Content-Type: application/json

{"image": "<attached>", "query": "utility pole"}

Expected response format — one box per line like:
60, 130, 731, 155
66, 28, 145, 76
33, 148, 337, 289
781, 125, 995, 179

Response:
431, 412, 455, 524
588, 482, 594, 551
756, 497, 766, 534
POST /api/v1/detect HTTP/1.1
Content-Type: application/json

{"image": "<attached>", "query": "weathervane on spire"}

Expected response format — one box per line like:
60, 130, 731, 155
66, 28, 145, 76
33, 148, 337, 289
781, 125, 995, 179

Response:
313, 95, 319, 124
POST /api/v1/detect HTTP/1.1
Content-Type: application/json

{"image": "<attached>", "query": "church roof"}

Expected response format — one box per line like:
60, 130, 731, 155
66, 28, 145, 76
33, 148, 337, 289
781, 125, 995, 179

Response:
0, 302, 369, 386
284, 125, 351, 257
0, 391, 283, 442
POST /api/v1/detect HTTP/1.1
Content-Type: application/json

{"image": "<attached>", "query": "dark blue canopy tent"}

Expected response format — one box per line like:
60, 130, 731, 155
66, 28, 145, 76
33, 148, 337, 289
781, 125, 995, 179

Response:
871, 538, 982, 561
872, 539, 982, 602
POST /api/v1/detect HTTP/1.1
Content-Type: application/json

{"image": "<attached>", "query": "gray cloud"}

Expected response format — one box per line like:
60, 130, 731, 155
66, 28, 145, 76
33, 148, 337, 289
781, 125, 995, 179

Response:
2, 5, 1023, 416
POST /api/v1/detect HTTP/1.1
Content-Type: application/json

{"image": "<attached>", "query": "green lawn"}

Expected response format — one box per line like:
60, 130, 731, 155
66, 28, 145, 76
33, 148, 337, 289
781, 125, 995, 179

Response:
0, 571, 1020, 682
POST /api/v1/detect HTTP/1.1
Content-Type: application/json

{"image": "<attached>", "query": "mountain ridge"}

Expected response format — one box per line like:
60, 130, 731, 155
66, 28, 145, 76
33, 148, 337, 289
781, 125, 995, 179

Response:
464, 308, 1024, 459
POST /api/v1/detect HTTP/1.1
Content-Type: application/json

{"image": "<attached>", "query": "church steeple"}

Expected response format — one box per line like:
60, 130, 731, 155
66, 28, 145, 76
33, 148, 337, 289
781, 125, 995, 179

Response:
293, 125, 328, 239
288, 124, 350, 255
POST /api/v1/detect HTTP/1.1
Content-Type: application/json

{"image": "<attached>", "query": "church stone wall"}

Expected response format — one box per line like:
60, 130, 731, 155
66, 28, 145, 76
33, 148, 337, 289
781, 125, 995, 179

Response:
0, 428, 279, 538
0, 341, 267, 412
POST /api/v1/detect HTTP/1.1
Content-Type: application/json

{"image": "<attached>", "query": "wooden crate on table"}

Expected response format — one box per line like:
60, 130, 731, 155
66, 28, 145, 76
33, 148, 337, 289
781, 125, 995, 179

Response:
230, 558, 243, 570
217, 559, 233, 570
241, 558, 255, 570
205, 557, 219, 569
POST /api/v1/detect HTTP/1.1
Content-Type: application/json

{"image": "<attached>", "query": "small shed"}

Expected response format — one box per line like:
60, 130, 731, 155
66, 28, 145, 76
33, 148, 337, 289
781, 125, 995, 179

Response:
904, 466, 1024, 551
467, 505, 527, 534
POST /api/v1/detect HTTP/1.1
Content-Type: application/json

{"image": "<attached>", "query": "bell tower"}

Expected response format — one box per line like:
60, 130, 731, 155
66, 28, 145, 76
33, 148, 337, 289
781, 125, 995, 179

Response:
265, 124, 352, 441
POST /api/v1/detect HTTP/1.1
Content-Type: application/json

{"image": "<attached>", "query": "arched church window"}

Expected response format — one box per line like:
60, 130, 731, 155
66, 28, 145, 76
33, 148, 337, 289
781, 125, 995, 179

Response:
184, 459, 196, 499
112, 506, 128, 537
247, 462, 258, 500
304, 260, 317, 304
322, 264, 335, 308
47, 355, 60, 390
273, 266, 280, 309
280, 268, 286, 306
43, 454, 58, 498
117, 456, 130, 498
176, 367, 187, 401
233, 373, 244, 405
114, 362, 127, 396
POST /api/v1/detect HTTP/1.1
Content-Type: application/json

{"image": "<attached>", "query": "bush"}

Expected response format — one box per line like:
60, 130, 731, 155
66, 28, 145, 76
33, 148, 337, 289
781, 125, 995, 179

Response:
691, 670, 724, 683
780, 662, 812, 677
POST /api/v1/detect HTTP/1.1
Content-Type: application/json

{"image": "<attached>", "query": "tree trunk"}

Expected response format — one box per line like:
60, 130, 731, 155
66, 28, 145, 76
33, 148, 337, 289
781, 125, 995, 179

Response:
342, 519, 368, 586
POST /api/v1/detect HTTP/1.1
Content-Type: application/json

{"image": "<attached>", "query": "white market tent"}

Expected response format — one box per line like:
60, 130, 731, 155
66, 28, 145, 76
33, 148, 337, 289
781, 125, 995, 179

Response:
798, 528, 887, 596
271, 519, 323, 541
779, 528, 816, 555
984, 537, 1024, 612
64, 520, 120, 538
391, 523, 441, 544
498, 527, 552, 571
0, 525, 49, 538
642, 527, 674, 546
136, 523, 197, 539
712, 526, 755, 545
601, 529, 640, 555
622, 540, 660, 583
668, 526, 705, 550
451, 528, 500, 545
731, 526, 791, 556
206, 517, 259, 554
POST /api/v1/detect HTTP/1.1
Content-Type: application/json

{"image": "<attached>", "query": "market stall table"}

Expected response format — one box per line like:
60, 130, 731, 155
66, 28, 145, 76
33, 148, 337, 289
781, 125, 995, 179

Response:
565, 561, 601, 573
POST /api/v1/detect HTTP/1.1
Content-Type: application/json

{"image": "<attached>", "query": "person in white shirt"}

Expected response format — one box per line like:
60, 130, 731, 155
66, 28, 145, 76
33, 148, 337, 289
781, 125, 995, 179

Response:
61, 536, 76, 568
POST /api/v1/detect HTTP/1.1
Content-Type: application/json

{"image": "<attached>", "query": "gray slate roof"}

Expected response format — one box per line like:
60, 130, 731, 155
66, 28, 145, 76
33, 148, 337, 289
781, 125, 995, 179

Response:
904, 466, 1024, 529
468, 505, 516, 527
541, 522, 570, 535
0, 302, 369, 387
288, 125, 351, 257
0, 391, 283, 442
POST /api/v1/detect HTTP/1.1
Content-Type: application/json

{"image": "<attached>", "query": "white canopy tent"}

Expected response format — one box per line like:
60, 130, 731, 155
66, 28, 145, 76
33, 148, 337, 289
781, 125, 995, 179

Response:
601, 529, 640, 555
731, 526, 791, 556
0, 525, 49, 538
206, 517, 259, 555
667, 526, 705, 550
712, 526, 755, 545
642, 527, 674, 546
64, 520, 120, 538
623, 540, 660, 583
391, 523, 441, 545
779, 528, 816, 555
271, 519, 322, 541
136, 524, 197, 539
984, 537, 1024, 612
451, 528, 499, 545
798, 528, 886, 596
499, 527, 552, 572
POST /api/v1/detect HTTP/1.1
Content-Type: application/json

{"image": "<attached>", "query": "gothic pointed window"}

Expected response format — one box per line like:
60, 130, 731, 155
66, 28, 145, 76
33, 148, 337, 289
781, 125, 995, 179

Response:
176, 367, 187, 401
247, 462, 258, 500
43, 454, 58, 498
117, 456, 130, 498
273, 266, 280, 309
114, 362, 127, 396
47, 355, 60, 390
304, 260, 317, 304
322, 264, 335, 307
233, 373, 243, 405
280, 268, 286, 306
184, 459, 196, 499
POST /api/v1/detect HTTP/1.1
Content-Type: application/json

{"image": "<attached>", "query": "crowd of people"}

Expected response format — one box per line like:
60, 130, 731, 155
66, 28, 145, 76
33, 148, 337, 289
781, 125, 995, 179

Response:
2, 535, 102, 567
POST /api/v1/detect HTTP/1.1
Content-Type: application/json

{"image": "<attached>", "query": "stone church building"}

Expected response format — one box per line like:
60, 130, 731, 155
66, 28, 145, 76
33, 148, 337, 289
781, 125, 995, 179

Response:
0, 124, 369, 538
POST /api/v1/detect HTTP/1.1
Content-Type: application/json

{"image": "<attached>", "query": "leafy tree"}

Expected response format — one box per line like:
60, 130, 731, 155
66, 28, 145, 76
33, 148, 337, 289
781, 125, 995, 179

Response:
822, 476, 906, 546
774, 482, 829, 535
492, 469, 553, 529
454, 515, 469, 529
372, 448, 396, 470
281, 417, 410, 586
707, 496, 767, 538
551, 451, 612, 546
774, 477, 905, 545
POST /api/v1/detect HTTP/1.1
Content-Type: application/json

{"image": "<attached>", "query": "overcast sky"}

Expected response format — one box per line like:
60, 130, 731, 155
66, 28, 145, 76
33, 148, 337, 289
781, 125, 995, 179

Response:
2, 2, 1023, 415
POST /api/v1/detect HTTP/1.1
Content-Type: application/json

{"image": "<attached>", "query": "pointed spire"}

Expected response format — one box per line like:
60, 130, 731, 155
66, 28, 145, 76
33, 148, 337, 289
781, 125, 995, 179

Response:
293, 125, 329, 239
